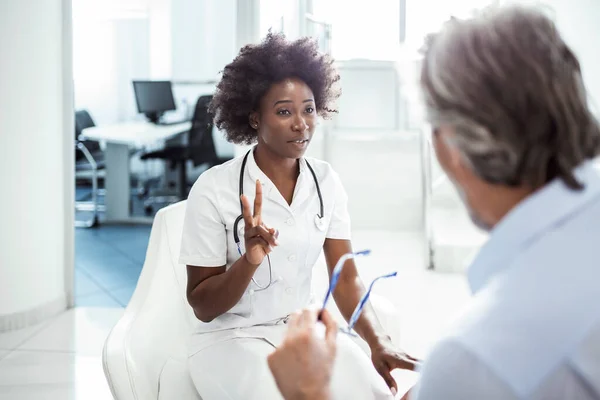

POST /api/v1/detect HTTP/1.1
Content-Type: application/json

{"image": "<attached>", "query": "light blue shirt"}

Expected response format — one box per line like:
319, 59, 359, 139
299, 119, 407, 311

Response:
413, 161, 600, 400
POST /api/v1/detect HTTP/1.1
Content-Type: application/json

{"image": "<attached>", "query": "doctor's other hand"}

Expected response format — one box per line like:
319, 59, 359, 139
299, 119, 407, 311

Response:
267, 308, 337, 400
241, 179, 279, 266
370, 337, 421, 396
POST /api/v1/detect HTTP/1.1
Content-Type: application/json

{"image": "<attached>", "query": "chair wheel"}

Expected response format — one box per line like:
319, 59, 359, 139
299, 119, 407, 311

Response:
144, 205, 153, 215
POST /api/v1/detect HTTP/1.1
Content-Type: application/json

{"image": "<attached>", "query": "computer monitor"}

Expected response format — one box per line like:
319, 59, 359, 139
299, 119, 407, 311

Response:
132, 80, 177, 124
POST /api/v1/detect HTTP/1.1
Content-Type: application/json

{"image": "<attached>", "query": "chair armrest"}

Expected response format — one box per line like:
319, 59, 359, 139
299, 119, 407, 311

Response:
102, 209, 194, 400
76, 141, 98, 171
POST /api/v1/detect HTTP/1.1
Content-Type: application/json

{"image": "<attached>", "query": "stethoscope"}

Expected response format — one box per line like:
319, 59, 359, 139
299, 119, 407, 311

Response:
233, 149, 325, 291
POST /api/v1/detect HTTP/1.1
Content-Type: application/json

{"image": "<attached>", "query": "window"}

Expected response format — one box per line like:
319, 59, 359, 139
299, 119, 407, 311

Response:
259, 0, 292, 36
404, 0, 499, 54
72, 0, 150, 123
313, 0, 401, 61
72, 0, 148, 20
310, 0, 497, 60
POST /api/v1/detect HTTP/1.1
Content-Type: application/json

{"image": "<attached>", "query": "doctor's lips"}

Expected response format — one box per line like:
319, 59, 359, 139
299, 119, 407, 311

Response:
287, 137, 310, 145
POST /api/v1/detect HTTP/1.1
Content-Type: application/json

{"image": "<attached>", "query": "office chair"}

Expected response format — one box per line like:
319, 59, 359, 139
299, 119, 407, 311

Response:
140, 95, 232, 214
75, 110, 106, 228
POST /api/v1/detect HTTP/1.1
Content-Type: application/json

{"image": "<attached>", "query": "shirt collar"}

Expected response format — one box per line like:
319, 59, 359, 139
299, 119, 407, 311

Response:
245, 147, 308, 184
467, 160, 600, 294
245, 147, 268, 186
244, 147, 309, 207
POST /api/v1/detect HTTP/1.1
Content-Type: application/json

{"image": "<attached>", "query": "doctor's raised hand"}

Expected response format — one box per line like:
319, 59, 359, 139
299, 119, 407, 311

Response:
240, 179, 279, 266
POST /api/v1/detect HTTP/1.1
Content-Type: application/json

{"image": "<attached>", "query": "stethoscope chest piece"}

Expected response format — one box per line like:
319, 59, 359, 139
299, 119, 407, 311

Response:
314, 214, 325, 231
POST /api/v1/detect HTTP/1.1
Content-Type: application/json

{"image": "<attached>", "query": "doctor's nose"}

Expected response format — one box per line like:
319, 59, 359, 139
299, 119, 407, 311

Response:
292, 117, 308, 132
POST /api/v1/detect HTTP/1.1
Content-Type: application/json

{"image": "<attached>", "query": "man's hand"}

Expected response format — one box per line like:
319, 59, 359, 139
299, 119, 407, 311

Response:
370, 337, 421, 396
267, 309, 338, 400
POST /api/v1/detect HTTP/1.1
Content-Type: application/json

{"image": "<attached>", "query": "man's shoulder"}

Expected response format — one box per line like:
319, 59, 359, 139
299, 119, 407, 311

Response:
414, 337, 516, 400
442, 277, 600, 398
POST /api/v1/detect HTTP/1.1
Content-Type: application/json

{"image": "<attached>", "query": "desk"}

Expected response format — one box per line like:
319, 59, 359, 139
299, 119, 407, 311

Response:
80, 121, 191, 223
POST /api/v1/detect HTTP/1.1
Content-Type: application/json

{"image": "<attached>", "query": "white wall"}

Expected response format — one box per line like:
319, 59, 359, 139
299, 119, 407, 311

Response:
170, 0, 237, 82
525, 0, 600, 110
148, 0, 172, 78
334, 60, 403, 131
305, 130, 423, 231
73, 0, 238, 125
72, 11, 119, 124
0, 0, 73, 327
115, 19, 151, 121
72, 11, 150, 125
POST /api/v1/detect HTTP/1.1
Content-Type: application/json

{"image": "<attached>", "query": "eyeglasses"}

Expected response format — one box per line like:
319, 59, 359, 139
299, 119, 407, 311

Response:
320, 249, 398, 336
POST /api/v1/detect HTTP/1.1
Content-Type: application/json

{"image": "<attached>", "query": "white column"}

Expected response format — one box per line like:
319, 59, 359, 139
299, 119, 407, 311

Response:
233, 0, 261, 157
236, 0, 261, 50
148, 0, 172, 79
0, 0, 74, 330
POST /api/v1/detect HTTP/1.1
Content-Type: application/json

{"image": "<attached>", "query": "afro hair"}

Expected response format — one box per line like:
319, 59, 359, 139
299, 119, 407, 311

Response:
208, 32, 341, 145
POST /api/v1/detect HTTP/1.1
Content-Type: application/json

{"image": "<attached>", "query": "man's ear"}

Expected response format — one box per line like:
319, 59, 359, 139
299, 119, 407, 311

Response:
249, 112, 259, 129
443, 132, 475, 185
445, 136, 465, 172
435, 126, 470, 182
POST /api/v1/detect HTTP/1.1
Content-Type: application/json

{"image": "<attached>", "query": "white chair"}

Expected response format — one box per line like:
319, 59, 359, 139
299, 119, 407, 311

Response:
102, 200, 402, 399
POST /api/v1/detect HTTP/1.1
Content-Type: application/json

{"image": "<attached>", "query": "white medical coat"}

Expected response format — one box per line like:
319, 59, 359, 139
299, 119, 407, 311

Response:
179, 148, 352, 334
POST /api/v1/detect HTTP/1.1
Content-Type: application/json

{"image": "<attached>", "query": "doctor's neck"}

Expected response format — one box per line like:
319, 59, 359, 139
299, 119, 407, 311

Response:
253, 143, 300, 183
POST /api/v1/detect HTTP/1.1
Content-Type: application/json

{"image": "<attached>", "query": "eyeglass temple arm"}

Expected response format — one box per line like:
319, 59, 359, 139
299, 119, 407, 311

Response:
347, 271, 398, 331
321, 250, 371, 310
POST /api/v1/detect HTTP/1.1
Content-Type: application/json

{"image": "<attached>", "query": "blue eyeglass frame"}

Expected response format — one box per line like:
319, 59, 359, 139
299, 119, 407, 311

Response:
320, 249, 398, 336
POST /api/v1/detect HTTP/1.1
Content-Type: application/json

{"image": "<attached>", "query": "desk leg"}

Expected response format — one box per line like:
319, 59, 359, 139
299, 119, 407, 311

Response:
104, 142, 131, 222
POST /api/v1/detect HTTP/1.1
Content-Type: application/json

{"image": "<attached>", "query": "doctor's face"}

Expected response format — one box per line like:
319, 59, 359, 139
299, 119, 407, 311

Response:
252, 78, 317, 159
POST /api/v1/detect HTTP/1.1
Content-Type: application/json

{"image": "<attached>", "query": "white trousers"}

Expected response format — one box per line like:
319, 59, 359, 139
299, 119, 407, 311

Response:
188, 324, 393, 400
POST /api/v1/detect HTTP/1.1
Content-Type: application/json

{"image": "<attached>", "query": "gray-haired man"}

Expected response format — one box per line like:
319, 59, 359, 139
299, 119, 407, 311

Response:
267, 5, 600, 400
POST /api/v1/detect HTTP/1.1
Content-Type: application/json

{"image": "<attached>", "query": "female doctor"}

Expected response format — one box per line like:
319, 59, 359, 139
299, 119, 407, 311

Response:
179, 32, 416, 400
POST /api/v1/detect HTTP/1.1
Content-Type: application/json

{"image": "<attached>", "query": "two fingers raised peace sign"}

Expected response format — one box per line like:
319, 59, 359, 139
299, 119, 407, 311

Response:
240, 179, 279, 266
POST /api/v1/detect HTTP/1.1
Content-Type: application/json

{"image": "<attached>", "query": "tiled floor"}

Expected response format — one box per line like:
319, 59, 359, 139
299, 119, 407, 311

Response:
0, 219, 152, 398
0, 223, 473, 399
74, 224, 151, 308
0, 308, 123, 399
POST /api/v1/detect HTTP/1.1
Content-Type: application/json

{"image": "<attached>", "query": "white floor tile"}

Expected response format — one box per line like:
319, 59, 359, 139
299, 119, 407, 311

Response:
76, 291, 123, 308
0, 385, 96, 400
109, 286, 135, 307
0, 351, 111, 400
0, 319, 53, 351
0, 350, 101, 385
16, 308, 123, 357
74, 269, 104, 297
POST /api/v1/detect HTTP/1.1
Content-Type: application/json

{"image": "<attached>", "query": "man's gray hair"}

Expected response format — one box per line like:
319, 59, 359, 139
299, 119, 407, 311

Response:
420, 4, 600, 189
